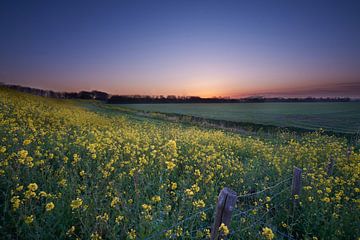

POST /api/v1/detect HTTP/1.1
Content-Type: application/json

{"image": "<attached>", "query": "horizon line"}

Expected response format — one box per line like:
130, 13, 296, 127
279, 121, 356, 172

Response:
1, 82, 359, 100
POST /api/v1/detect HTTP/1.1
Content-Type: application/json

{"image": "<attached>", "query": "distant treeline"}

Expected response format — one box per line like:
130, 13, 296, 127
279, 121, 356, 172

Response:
107, 95, 353, 104
107, 95, 240, 103
1, 83, 109, 100
1, 83, 356, 103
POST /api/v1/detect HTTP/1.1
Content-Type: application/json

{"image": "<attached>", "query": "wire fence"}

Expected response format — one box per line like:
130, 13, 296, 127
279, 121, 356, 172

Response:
230, 197, 292, 238
232, 186, 290, 219
236, 176, 292, 200
144, 206, 214, 240
144, 173, 296, 239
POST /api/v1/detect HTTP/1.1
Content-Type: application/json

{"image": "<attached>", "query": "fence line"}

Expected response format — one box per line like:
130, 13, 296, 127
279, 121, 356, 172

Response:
229, 197, 290, 237
211, 167, 302, 239
241, 205, 296, 240
275, 229, 295, 240
230, 205, 274, 236
145, 169, 300, 240
232, 187, 289, 219
144, 205, 214, 240
236, 176, 292, 200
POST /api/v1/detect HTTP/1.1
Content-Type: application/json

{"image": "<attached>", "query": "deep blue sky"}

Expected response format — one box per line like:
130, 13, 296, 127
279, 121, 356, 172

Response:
1, 0, 360, 97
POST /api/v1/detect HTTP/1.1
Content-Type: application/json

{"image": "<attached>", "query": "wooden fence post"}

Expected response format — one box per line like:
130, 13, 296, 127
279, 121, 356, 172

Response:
211, 187, 237, 240
346, 147, 351, 162
291, 167, 302, 205
327, 156, 335, 176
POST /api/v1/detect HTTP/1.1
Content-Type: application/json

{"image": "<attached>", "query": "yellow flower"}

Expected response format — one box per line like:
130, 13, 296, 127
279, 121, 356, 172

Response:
66, 226, 76, 236
144, 213, 153, 221
151, 195, 161, 203
219, 223, 229, 236
322, 197, 331, 203
115, 215, 124, 224
39, 191, 48, 197
45, 202, 55, 211
192, 199, 206, 208
127, 229, 136, 239
165, 229, 173, 238
24, 215, 34, 224
204, 229, 211, 238
191, 184, 200, 193
91, 232, 102, 240
11, 196, 21, 210
165, 205, 172, 212
111, 197, 120, 207
200, 212, 207, 221
27, 183, 38, 191
72, 154, 80, 164
165, 161, 176, 171
170, 182, 177, 190
24, 190, 36, 199
142, 204, 152, 211
58, 179, 67, 187
23, 139, 32, 145
70, 198, 83, 209
175, 226, 183, 237
167, 140, 177, 151
261, 227, 275, 240
0, 146, 6, 153
96, 213, 109, 222
18, 150, 28, 158
185, 189, 194, 197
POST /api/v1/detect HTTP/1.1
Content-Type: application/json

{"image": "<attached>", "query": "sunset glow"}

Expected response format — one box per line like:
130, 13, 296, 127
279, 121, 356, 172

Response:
0, 1, 359, 97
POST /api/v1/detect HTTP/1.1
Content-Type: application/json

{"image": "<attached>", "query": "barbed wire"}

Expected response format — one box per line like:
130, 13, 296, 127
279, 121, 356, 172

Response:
239, 207, 295, 240
275, 228, 295, 240
229, 196, 290, 237
236, 176, 292, 200
187, 223, 211, 238
232, 187, 289, 219
145, 175, 294, 239
229, 206, 274, 236
144, 205, 214, 240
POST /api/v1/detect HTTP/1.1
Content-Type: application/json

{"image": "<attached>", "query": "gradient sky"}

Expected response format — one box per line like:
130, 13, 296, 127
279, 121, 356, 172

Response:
1, 0, 360, 97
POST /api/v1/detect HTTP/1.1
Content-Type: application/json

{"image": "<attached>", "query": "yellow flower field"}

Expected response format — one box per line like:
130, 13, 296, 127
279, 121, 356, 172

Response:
0, 87, 359, 239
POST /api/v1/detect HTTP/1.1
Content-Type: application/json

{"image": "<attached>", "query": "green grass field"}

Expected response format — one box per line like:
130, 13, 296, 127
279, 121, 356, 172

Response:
120, 102, 360, 134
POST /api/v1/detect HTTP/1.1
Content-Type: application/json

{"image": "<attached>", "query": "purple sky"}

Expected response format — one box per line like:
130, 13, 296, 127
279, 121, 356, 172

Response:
0, 1, 360, 97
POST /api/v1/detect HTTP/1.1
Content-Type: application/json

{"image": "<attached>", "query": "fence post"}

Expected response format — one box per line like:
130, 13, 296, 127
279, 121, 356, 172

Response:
291, 167, 302, 205
327, 156, 335, 176
346, 147, 351, 162
211, 187, 237, 240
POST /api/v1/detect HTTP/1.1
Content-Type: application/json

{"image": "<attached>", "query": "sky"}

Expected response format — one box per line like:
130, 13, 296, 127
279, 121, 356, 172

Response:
0, 0, 360, 97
